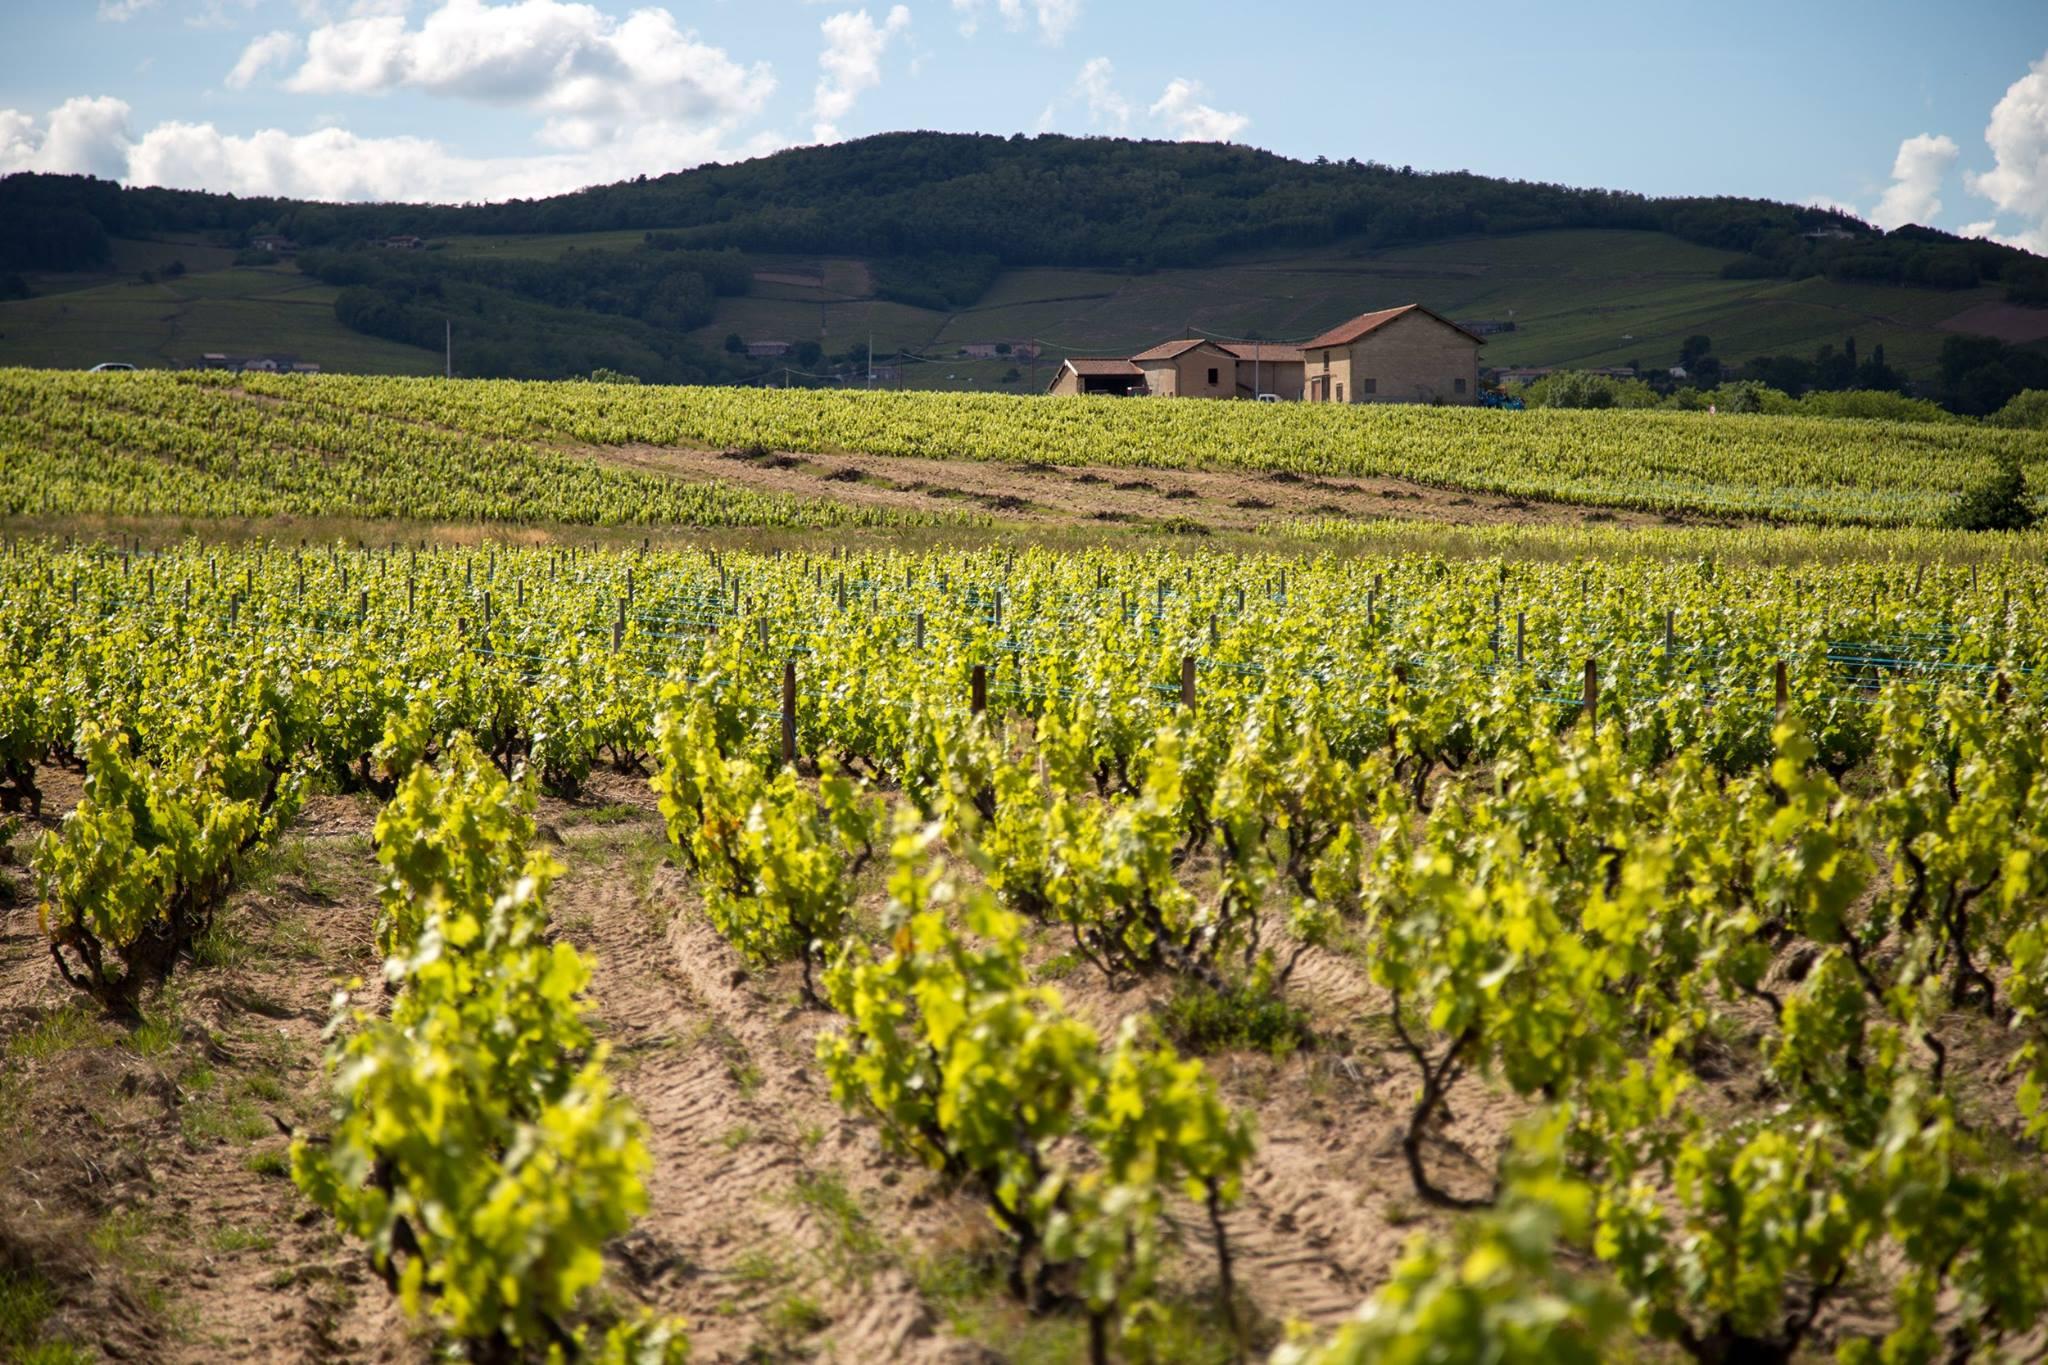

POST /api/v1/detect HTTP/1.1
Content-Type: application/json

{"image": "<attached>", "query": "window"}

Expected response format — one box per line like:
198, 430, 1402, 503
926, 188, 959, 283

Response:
1335, 383, 1345, 403
1359, 377, 1377, 395
1454, 377, 1467, 394
1207, 367, 1219, 386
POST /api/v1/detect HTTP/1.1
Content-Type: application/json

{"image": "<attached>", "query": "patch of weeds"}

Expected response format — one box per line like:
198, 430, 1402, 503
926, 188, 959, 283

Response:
183, 1092, 272, 1148
261, 912, 325, 965
728, 1058, 765, 1100
190, 922, 253, 971
5, 1005, 112, 1061
1157, 981, 1313, 1060
569, 802, 644, 827
241, 1072, 288, 1104
1154, 516, 1211, 536
125, 1010, 182, 1060
767, 1291, 830, 1338
912, 1245, 1089, 1365
89, 1208, 155, 1265
718, 1124, 754, 1151
790, 1172, 886, 1284
797, 1122, 826, 1151
732, 1248, 790, 1288
0, 1266, 59, 1355
1035, 951, 1082, 981
205, 1225, 274, 1255
244, 1148, 291, 1178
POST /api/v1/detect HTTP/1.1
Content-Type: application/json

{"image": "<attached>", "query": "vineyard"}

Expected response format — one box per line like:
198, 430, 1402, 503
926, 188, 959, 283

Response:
2, 531, 2048, 1362
5, 368, 2048, 531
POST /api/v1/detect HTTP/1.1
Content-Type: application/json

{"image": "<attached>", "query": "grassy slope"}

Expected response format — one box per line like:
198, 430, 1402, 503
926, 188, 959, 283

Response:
0, 229, 2005, 384
0, 254, 440, 374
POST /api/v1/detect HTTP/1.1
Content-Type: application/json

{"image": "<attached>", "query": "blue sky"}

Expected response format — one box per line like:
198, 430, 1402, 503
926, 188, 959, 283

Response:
2, 1, 2046, 249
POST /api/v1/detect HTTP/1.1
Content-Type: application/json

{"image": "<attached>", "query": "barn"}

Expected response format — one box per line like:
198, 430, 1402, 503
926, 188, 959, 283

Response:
1047, 357, 1147, 396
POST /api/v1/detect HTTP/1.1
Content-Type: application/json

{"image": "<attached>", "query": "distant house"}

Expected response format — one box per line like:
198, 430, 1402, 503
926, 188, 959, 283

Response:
1131, 339, 1239, 398
1047, 357, 1146, 396
1299, 305, 1485, 405
248, 234, 297, 254
746, 340, 793, 359
377, 235, 425, 250
960, 341, 1041, 360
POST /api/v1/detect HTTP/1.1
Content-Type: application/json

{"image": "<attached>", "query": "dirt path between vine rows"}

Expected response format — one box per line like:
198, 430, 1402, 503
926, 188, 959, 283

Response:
581, 442, 1728, 536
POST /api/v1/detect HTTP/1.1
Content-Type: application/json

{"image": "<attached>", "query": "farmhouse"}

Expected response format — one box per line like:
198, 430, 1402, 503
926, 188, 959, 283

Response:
1046, 305, 1478, 402
1300, 305, 1484, 405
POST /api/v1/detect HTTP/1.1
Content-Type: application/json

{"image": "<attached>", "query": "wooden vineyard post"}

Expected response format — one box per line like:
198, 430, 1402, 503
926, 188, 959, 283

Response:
970, 664, 987, 716
611, 599, 624, 653
757, 617, 768, 650
1515, 612, 1526, 665
358, 591, 368, 627
1209, 615, 1219, 649
1663, 609, 1675, 664
781, 662, 797, 766
1180, 655, 1196, 709
1774, 660, 1789, 718
1582, 658, 1599, 726
836, 573, 846, 611
915, 612, 926, 650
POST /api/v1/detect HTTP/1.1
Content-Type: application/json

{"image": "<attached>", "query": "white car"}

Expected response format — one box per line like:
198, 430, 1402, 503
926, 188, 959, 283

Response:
1255, 392, 1282, 403
87, 362, 137, 372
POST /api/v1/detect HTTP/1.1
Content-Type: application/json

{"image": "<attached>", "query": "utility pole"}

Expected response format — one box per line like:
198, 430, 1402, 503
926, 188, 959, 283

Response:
867, 332, 874, 389
444, 319, 451, 379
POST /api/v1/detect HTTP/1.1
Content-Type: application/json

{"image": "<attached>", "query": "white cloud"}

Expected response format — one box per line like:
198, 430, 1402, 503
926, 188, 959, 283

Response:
1073, 56, 1128, 131
1964, 51, 2048, 254
810, 5, 909, 144
226, 30, 301, 90
97, 0, 159, 21
952, 0, 1078, 44
0, 96, 138, 180
1869, 132, 1958, 230
0, 93, 784, 203
283, 0, 776, 153
1149, 78, 1246, 143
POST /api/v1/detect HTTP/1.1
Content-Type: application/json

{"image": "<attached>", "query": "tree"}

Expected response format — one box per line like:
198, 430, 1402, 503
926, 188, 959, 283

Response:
724, 332, 744, 353
794, 339, 823, 368
1944, 457, 2038, 532
1680, 334, 1713, 365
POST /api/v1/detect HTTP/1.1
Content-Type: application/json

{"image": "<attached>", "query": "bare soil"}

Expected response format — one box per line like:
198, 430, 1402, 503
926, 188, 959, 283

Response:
7, 762, 2036, 1362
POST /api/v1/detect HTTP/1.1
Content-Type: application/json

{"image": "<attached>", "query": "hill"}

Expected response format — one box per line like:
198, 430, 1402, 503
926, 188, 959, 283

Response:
3, 132, 2045, 397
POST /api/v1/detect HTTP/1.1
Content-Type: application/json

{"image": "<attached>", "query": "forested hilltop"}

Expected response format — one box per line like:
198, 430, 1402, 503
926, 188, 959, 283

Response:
8, 131, 2047, 290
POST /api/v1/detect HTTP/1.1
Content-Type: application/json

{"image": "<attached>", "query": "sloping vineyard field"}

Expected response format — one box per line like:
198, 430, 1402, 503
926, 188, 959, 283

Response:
4, 368, 2047, 528
6, 536, 2048, 1361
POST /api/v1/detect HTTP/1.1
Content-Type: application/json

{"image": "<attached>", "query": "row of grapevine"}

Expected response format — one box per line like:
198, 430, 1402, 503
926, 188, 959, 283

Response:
289, 737, 689, 1362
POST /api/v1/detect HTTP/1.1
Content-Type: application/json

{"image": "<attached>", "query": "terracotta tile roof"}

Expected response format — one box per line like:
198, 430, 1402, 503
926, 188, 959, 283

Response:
1216, 342, 1304, 364
1130, 338, 1223, 362
1299, 304, 1487, 351
1063, 357, 1142, 375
